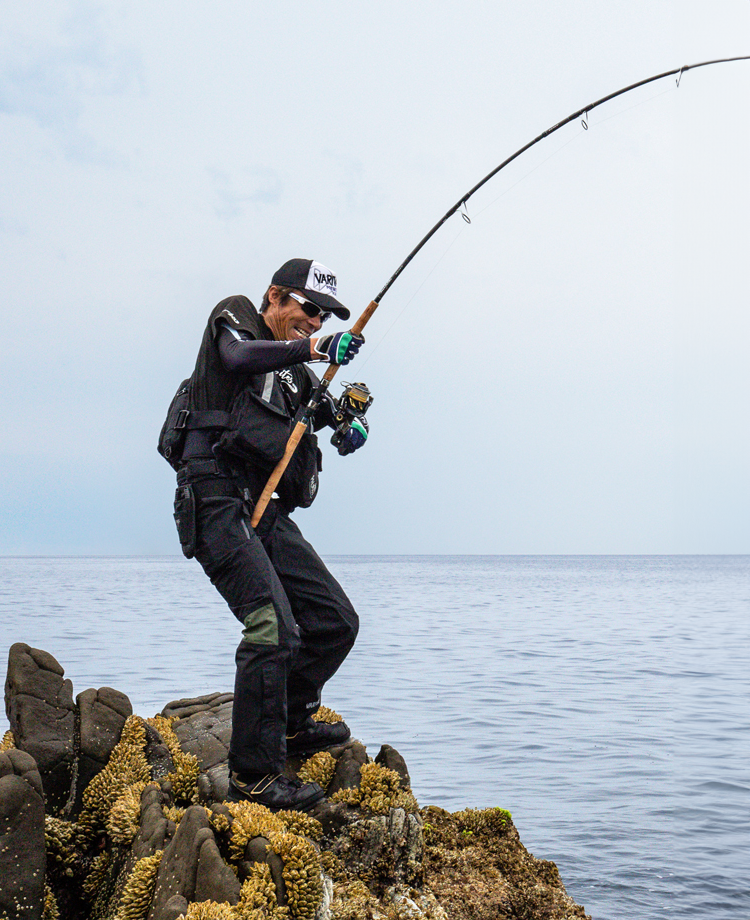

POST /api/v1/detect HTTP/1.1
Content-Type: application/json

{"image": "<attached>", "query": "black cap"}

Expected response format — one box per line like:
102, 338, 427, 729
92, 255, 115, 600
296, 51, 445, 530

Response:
271, 258, 350, 320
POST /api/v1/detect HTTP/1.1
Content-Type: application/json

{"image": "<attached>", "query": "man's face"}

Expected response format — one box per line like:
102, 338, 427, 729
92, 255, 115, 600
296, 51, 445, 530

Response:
264, 287, 323, 341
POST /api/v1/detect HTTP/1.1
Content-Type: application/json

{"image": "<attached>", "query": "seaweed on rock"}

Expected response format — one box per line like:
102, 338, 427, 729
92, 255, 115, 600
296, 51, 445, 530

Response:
331, 762, 419, 815
311, 706, 343, 724
0, 729, 15, 751
112, 850, 163, 920
107, 781, 150, 845
147, 715, 200, 802
76, 716, 151, 844
267, 831, 322, 920
296, 752, 336, 792
235, 862, 284, 918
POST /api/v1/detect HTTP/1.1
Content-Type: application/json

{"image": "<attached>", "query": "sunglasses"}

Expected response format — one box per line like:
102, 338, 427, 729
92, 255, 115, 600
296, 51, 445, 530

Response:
288, 291, 331, 323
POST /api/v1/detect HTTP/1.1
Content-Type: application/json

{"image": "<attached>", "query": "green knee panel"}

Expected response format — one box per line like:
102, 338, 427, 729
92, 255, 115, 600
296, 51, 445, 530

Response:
242, 603, 279, 646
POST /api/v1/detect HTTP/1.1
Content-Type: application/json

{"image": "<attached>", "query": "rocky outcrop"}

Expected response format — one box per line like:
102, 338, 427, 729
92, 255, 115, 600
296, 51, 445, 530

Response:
0, 749, 46, 920
4, 643, 76, 812
73, 686, 133, 813
1, 646, 591, 920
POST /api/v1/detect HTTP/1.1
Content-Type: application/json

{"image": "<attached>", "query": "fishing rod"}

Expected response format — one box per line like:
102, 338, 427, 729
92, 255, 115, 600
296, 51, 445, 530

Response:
250, 54, 749, 528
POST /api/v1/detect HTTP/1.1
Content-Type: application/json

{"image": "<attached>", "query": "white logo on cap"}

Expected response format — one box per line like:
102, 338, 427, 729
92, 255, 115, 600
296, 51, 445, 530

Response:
306, 260, 337, 298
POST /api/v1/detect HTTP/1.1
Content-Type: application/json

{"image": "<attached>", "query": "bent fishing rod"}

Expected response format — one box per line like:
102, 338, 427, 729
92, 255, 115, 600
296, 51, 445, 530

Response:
250, 54, 749, 528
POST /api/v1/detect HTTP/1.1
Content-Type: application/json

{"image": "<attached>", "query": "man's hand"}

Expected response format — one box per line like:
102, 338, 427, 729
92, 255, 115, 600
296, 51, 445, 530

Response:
311, 330, 364, 365
337, 416, 369, 455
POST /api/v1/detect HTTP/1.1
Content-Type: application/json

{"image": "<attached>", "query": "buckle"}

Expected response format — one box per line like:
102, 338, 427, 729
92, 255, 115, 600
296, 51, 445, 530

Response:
175, 409, 190, 429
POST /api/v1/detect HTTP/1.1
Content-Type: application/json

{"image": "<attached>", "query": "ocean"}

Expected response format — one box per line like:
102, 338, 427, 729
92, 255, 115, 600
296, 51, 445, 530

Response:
1, 554, 748, 919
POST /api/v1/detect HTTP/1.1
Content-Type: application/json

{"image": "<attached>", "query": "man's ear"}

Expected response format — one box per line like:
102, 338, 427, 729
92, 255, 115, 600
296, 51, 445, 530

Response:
267, 285, 282, 307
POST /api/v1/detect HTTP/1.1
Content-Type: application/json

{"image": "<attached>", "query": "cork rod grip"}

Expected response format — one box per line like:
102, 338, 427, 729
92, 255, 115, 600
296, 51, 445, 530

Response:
249, 420, 308, 528
250, 299, 380, 528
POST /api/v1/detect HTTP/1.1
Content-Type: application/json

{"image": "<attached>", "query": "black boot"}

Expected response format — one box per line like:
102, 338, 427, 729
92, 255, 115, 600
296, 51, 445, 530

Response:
227, 772, 326, 811
286, 717, 351, 755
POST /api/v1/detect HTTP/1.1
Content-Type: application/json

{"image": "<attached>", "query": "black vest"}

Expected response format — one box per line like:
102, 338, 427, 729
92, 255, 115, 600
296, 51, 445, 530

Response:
189, 295, 321, 510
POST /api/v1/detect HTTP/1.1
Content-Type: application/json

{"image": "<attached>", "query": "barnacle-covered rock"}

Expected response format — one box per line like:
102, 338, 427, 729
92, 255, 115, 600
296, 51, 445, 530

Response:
45, 814, 77, 865
74, 686, 133, 815
330, 807, 423, 890
453, 806, 512, 836
268, 831, 323, 920
235, 862, 281, 917
147, 716, 200, 803
0, 729, 15, 751
276, 810, 322, 841
331, 763, 419, 816
0, 759, 46, 920
43, 884, 60, 920
225, 802, 287, 862
164, 694, 234, 804
311, 706, 343, 725
114, 850, 163, 920
177, 902, 234, 920
326, 743, 368, 797
297, 752, 336, 792
0, 649, 592, 920
328, 878, 378, 919
82, 850, 112, 900
4, 642, 76, 812
108, 781, 152, 845
77, 715, 151, 843
420, 806, 590, 920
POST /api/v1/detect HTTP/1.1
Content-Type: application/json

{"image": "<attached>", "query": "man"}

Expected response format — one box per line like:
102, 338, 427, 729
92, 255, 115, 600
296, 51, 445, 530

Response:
173, 258, 367, 811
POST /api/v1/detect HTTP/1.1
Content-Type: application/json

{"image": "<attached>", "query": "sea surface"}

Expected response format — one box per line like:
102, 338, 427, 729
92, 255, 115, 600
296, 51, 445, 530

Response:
1, 554, 748, 919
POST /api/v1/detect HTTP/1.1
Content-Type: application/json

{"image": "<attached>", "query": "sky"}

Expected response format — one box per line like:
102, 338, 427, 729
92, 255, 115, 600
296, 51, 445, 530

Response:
1, 1, 748, 555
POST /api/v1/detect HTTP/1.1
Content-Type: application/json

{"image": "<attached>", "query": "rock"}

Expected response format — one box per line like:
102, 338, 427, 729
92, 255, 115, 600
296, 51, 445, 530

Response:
241, 836, 287, 905
4, 643, 76, 812
194, 833, 241, 904
327, 740, 368, 795
132, 785, 173, 860
0, 649, 593, 920
167, 695, 233, 802
0, 753, 46, 920
0, 747, 43, 798
162, 692, 234, 721
144, 721, 176, 779
375, 744, 411, 788
147, 805, 214, 918
160, 894, 188, 920
332, 806, 423, 887
70, 686, 132, 815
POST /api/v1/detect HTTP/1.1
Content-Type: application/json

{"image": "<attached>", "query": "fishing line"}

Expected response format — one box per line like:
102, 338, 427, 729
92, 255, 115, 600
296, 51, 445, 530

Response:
353, 222, 467, 372
473, 84, 677, 222
355, 131, 586, 360
473, 128, 586, 220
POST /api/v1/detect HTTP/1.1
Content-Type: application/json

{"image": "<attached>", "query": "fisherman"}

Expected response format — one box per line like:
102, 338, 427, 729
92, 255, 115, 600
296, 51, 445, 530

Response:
173, 259, 368, 811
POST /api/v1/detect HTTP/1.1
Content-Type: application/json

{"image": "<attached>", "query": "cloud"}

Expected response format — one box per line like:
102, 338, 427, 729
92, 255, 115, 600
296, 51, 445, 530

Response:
0, 3, 142, 156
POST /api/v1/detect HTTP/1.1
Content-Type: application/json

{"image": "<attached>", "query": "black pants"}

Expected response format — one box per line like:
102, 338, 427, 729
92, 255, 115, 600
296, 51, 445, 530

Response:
179, 461, 359, 775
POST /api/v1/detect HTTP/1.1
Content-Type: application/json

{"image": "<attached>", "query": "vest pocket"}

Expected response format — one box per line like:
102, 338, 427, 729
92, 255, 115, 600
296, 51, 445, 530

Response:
217, 388, 291, 467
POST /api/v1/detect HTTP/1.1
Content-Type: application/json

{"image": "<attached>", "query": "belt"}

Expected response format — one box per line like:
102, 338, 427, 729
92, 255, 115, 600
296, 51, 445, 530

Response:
177, 458, 255, 503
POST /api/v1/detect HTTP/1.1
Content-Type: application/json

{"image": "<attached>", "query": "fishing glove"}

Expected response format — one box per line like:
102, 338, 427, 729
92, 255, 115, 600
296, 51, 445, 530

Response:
312, 330, 364, 365
338, 416, 369, 455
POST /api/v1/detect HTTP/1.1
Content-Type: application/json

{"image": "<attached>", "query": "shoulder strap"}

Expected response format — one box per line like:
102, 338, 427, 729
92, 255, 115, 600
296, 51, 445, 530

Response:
175, 408, 231, 431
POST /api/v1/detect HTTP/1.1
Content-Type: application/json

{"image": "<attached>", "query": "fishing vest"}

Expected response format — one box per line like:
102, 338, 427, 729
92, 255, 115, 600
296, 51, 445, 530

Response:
189, 295, 321, 510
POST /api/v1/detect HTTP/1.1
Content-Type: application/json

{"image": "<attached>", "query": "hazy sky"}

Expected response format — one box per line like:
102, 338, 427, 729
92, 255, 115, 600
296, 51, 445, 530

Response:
1, 1, 748, 554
